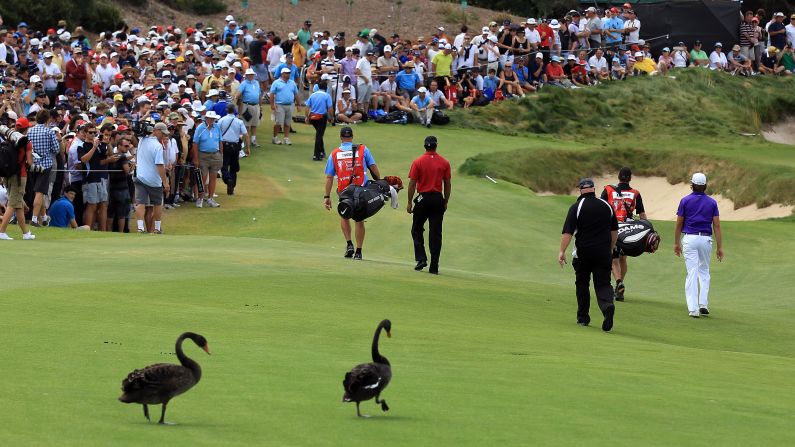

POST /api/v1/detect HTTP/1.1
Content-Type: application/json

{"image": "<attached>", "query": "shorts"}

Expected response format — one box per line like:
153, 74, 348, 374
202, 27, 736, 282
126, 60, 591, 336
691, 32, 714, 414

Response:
134, 178, 163, 206
612, 247, 625, 259
199, 151, 223, 179
357, 82, 372, 106
274, 104, 293, 125
241, 103, 261, 127
83, 178, 109, 204
108, 189, 130, 219
254, 64, 270, 82
0, 184, 7, 208
29, 168, 52, 194
5, 175, 26, 209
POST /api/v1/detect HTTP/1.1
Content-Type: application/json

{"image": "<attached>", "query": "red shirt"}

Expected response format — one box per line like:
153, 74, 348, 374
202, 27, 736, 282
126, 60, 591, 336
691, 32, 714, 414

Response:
538, 25, 555, 48
546, 63, 564, 79
17, 141, 32, 178
408, 151, 451, 193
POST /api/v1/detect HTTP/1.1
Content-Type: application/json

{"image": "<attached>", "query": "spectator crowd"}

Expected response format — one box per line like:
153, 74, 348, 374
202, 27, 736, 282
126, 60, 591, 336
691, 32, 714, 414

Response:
0, 6, 794, 237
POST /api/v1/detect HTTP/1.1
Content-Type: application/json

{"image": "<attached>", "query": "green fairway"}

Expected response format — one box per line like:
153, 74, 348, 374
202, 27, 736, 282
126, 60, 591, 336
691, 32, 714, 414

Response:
1, 108, 793, 446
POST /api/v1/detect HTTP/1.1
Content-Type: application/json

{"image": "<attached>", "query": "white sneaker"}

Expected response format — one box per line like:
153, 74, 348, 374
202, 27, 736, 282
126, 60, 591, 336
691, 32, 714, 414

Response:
206, 198, 221, 208
22, 232, 35, 240
688, 311, 700, 318
272, 137, 282, 145
213, 193, 218, 198
239, 149, 247, 158
283, 138, 291, 145
0, 232, 13, 240
196, 198, 204, 208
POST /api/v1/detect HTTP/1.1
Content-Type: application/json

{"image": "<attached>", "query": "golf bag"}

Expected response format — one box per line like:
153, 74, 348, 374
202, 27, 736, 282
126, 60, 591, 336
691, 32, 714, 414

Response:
617, 219, 660, 257
431, 109, 450, 125
337, 179, 392, 222
374, 110, 408, 124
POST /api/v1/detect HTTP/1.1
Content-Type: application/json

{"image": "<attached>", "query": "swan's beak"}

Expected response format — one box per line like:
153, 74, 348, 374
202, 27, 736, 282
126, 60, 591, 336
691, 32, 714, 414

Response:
386, 331, 392, 338
203, 344, 211, 355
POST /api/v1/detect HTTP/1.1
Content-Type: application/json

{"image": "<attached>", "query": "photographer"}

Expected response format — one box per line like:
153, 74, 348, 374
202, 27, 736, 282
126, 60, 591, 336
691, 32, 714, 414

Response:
0, 118, 35, 241
107, 136, 133, 232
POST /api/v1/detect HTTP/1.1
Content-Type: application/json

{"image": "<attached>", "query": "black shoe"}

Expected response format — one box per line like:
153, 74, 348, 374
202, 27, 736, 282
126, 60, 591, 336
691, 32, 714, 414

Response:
699, 307, 710, 316
344, 244, 355, 258
602, 305, 615, 332
353, 251, 362, 260
31, 222, 41, 228
577, 318, 590, 327
428, 264, 438, 275
414, 260, 427, 271
312, 155, 322, 161
614, 281, 625, 301
227, 185, 234, 195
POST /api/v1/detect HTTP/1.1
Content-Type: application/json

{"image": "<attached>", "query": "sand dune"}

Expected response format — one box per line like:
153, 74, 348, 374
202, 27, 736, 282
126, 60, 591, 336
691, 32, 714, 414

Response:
763, 118, 795, 146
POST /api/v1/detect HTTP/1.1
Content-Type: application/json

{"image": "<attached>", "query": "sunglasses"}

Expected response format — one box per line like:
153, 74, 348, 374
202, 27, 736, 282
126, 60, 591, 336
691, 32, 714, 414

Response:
86, 130, 97, 135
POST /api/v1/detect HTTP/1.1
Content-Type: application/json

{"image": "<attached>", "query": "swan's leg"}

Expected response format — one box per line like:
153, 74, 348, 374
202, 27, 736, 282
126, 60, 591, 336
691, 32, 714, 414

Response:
376, 395, 389, 412
356, 402, 370, 418
143, 404, 150, 421
158, 401, 175, 425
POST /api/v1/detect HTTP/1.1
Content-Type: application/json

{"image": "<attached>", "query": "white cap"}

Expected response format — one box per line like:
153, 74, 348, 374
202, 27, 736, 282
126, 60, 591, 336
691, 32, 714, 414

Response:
228, 20, 237, 26
438, 26, 445, 31
191, 100, 204, 111
30, 38, 41, 46
174, 28, 182, 34
43, 51, 54, 58
634, 51, 644, 57
57, 95, 67, 102
481, 26, 489, 33
321, 40, 331, 46
177, 80, 186, 86
110, 52, 118, 58
30, 75, 42, 83
287, 33, 297, 40
245, 68, 256, 75
208, 89, 219, 96
228, 68, 236, 74
488, 35, 498, 43
108, 85, 120, 93
225, 15, 234, 21
527, 18, 537, 25
137, 96, 151, 103
280, 67, 292, 74
691, 173, 707, 185
205, 111, 220, 119
443, 43, 452, 50
185, 88, 194, 94
418, 86, 428, 93
133, 84, 144, 91
567, 54, 577, 61
7, 111, 18, 120
342, 89, 351, 93
235, 29, 243, 35
774, 12, 785, 17
384, 45, 392, 52
549, 19, 561, 29
162, 70, 172, 77
535, 52, 543, 59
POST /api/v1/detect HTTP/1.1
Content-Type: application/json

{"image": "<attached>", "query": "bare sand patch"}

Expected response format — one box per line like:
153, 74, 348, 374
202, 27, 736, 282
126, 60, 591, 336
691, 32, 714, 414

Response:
537, 176, 792, 221
763, 118, 795, 146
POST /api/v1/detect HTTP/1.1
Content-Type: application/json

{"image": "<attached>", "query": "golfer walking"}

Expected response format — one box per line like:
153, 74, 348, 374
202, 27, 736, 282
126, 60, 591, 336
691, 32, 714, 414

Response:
559, 178, 618, 331
323, 126, 380, 260
406, 136, 451, 275
674, 173, 724, 318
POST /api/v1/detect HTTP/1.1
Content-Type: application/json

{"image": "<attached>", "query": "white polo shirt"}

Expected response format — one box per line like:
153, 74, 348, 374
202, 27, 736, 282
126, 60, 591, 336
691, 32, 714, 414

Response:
624, 19, 641, 44
588, 55, 608, 72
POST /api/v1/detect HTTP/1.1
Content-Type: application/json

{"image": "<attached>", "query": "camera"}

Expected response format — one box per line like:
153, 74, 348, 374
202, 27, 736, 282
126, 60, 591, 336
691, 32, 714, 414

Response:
0, 124, 28, 147
130, 118, 155, 137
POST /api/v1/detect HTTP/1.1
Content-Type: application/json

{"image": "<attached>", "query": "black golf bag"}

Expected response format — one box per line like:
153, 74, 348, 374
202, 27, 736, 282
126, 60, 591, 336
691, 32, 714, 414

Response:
617, 219, 660, 257
337, 179, 392, 222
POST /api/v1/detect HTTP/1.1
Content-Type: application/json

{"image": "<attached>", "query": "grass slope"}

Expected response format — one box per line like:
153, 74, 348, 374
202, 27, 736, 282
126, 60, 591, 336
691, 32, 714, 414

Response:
0, 111, 793, 446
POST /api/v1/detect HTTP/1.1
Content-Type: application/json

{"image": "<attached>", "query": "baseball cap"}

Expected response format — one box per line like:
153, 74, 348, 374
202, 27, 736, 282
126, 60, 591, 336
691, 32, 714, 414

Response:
43, 51, 54, 58
481, 26, 489, 33
15, 117, 31, 129
732, 44, 741, 51
715, 42, 723, 47
153, 122, 170, 136
551, 55, 561, 62
384, 45, 393, 52
774, 12, 785, 17
578, 178, 595, 189
280, 67, 292, 74
567, 54, 577, 61
30, 75, 42, 83
340, 126, 353, 138
634, 51, 644, 57
418, 86, 428, 93
535, 52, 543, 59
443, 43, 452, 50
662, 47, 670, 52
113, 94, 123, 101
691, 173, 707, 185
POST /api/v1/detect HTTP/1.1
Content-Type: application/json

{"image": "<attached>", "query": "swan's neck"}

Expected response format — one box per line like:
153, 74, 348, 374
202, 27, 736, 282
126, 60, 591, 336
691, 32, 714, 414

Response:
176, 334, 202, 380
371, 326, 389, 365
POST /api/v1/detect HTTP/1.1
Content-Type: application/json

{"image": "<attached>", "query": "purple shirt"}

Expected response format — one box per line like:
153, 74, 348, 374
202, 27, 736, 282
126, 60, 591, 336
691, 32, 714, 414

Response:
677, 192, 719, 235
340, 57, 358, 82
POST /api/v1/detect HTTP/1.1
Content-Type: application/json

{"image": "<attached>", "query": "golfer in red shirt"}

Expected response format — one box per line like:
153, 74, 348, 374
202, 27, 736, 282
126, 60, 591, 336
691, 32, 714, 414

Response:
406, 136, 451, 275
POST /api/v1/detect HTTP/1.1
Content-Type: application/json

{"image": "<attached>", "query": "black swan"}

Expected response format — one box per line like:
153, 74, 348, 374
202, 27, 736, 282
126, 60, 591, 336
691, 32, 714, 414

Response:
118, 332, 210, 424
342, 319, 392, 417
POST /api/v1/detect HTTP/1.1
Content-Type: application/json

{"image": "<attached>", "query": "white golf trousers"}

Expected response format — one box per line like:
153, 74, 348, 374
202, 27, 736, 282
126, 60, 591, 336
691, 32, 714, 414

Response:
682, 234, 712, 312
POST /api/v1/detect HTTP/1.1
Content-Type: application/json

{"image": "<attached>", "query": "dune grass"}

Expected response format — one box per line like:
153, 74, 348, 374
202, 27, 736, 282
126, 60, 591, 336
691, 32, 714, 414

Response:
0, 98, 793, 446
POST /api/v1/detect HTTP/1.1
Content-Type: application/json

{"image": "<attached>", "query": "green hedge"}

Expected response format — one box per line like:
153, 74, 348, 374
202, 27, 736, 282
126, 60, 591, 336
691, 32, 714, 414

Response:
0, 0, 124, 33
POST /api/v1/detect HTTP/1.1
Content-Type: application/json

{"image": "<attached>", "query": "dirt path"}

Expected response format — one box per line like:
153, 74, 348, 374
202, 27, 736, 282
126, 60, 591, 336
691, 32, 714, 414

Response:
551, 175, 793, 221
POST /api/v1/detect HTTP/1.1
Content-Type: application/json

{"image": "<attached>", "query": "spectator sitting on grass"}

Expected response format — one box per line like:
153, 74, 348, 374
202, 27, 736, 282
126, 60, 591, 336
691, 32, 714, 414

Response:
632, 52, 657, 75
513, 56, 537, 93
611, 58, 626, 80
336, 89, 362, 124
48, 185, 89, 230
427, 80, 453, 109
709, 42, 728, 71
408, 86, 435, 127
589, 48, 610, 81
395, 61, 421, 100
482, 68, 502, 99
690, 40, 709, 67
571, 59, 590, 87
527, 52, 546, 89
375, 71, 402, 112
657, 47, 674, 75
500, 64, 525, 97
546, 55, 571, 87
728, 44, 753, 76
779, 44, 795, 75
759, 46, 784, 75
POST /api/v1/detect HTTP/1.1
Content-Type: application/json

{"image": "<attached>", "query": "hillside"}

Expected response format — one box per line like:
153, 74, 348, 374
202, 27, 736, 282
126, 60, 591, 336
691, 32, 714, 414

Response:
110, 0, 522, 41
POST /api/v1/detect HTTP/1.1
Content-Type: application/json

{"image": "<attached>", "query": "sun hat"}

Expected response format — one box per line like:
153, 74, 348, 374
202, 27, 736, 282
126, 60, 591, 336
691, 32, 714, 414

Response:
205, 111, 220, 119
691, 173, 707, 185
526, 18, 537, 25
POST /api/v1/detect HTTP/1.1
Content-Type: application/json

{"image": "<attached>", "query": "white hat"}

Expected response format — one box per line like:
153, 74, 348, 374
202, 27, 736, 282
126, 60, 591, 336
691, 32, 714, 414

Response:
191, 100, 204, 111
30, 75, 42, 83
691, 173, 707, 185
549, 19, 561, 29
443, 43, 452, 50
162, 70, 172, 77
481, 26, 489, 33
157, 101, 170, 108
233, 61, 243, 67
287, 33, 297, 40
133, 84, 144, 91
321, 40, 331, 46
280, 67, 292, 74
57, 95, 67, 102
137, 96, 151, 103
205, 111, 220, 119
235, 29, 243, 35
526, 18, 537, 25
418, 86, 428, 93
535, 52, 543, 59
208, 89, 220, 97
662, 47, 671, 52
7, 111, 18, 120
228, 20, 237, 26
488, 35, 498, 43
225, 15, 235, 21
342, 89, 351, 93
567, 54, 577, 60
178, 80, 187, 86
634, 51, 644, 57
30, 38, 40, 46
438, 26, 445, 31
185, 88, 194, 94
774, 12, 785, 17
108, 85, 120, 93
384, 45, 393, 52
174, 28, 182, 34
245, 68, 256, 75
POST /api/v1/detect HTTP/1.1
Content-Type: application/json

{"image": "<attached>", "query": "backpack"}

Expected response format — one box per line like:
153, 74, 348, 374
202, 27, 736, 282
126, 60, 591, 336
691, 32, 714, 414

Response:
0, 136, 24, 179
431, 110, 450, 125
375, 110, 407, 124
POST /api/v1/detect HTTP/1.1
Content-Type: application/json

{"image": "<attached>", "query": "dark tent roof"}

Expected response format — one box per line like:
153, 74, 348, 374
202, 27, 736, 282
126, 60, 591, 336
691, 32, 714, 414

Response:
580, 0, 741, 52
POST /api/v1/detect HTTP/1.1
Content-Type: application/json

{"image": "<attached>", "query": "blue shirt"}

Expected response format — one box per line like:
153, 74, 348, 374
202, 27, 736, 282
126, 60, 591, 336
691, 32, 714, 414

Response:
272, 63, 300, 81
192, 122, 222, 153
411, 94, 431, 109
325, 142, 377, 180
513, 64, 529, 83
203, 99, 216, 110
48, 197, 75, 228
238, 79, 261, 104
395, 70, 420, 90
217, 114, 248, 142
269, 78, 299, 105
135, 136, 165, 187
306, 90, 333, 115
483, 75, 499, 93
213, 100, 228, 118
677, 191, 719, 235
604, 17, 624, 45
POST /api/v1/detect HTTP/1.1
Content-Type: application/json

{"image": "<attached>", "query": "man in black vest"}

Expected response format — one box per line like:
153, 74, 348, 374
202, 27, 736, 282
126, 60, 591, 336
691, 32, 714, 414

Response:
558, 178, 619, 331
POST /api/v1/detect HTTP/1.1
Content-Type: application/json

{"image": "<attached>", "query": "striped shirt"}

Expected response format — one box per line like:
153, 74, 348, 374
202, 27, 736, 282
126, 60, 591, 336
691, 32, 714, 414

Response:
28, 124, 59, 170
